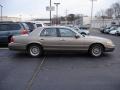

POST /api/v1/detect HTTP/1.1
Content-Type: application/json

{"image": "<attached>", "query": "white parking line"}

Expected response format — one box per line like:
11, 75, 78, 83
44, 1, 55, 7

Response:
25, 56, 47, 90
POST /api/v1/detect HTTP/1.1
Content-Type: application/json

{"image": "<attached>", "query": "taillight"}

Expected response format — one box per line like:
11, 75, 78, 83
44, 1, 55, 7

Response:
20, 29, 28, 34
10, 37, 14, 43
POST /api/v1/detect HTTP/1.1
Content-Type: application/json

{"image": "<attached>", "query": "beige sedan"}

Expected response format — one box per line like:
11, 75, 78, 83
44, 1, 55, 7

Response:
9, 26, 115, 57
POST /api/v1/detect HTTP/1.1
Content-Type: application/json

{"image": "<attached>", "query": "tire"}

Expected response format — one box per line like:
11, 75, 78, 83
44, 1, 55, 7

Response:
28, 44, 43, 57
8, 36, 12, 43
115, 32, 120, 36
115, 33, 118, 36
89, 44, 103, 57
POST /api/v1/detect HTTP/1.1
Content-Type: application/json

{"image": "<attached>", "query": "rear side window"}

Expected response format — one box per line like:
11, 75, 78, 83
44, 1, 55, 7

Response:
26, 23, 35, 30
21, 23, 29, 30
0, 24, 21, 31
0, 24, 8, 31
40, 28, 57, 37
8, 24, 21, 30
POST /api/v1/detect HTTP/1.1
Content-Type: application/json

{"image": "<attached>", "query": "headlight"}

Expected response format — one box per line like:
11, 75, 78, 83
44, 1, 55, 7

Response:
106, 41, 113, 46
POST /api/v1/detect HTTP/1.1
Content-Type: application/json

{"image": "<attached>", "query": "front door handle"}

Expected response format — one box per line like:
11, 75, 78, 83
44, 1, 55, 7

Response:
40, 39, 44, 41
60, 39, 65, 41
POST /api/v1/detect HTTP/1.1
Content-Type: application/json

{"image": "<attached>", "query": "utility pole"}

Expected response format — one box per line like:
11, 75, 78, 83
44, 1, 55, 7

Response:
65, 9, 68, 25
50, 0, 52, 25
0, 4, 3, 21
54, 3, 60, 25
90, 0, 97, 30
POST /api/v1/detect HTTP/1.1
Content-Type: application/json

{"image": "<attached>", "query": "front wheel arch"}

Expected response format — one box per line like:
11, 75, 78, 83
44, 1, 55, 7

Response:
88, 43, 105, 57
89, 43, 105, 51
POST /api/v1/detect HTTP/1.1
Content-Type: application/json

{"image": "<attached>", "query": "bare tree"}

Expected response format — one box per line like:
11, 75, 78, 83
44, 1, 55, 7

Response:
112, 2, 120, 25
67, 14, 76, 24
95, 10, 106, 26
105, 8, 114, 18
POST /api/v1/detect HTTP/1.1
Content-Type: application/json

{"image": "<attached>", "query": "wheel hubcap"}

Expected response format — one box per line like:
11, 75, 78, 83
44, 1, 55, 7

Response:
92, 46, 102, 56
30, 46, 40, 56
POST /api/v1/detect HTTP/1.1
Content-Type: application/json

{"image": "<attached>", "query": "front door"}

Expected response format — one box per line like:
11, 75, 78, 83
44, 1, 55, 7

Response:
58, 28, 84, 50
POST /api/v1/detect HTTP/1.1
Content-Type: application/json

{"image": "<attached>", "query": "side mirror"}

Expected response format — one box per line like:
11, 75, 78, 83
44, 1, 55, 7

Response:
75, 34, 80, 39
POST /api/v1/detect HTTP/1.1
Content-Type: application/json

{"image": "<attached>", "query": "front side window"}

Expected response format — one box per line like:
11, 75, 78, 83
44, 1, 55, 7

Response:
59, 28, 76, 37
40, 28, 57, 37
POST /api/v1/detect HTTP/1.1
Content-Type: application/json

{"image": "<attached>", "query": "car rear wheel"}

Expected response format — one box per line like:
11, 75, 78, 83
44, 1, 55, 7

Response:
28, 44, 43, 57
89, 44, 103, 57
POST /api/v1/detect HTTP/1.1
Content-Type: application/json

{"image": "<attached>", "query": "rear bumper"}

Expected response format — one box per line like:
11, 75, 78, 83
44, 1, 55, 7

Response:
9, 43, 26, 51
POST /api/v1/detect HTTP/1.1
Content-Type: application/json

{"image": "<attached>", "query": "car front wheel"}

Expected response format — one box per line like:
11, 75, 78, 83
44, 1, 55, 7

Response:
89, 44, 103, 57
28, 44, 43, 57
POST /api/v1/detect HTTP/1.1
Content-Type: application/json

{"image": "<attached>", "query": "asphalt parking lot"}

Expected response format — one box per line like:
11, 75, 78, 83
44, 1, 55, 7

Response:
0, 30, 120, 90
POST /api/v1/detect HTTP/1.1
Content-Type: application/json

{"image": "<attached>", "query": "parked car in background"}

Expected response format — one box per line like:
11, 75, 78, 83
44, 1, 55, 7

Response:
36, 23, 45, 28
0, 21, 30, 44
104, 26, 117, 34
78, 26, 90, 35
109, 27, 120, 36
23, 22, 37, 32
66, 25, 90, 35
100, 26, 111, 33
9, 26, 115, 57
100, 26, 106, 33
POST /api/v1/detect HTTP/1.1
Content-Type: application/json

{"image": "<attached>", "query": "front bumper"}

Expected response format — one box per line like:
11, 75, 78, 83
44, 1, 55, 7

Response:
104, 44, 115, 52
105, 47, 115, 52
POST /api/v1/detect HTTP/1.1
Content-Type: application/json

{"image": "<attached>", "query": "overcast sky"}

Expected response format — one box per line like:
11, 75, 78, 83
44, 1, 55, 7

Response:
0, 0, 119, 19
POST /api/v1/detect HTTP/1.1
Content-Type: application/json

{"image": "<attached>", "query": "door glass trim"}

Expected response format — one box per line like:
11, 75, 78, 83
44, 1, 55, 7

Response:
40, 28, 58, 37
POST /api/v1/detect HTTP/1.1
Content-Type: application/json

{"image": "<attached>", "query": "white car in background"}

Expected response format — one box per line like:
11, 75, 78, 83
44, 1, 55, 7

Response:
68, 26, 90, 35
109, 27, 120, 35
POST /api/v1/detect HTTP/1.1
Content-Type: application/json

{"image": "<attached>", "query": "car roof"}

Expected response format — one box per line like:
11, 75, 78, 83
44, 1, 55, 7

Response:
30, 26, 81, 37
0, 22, 19, 24
43, 26, 72, 29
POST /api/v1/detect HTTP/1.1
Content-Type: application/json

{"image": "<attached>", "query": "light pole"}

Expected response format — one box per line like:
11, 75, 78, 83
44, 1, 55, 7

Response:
54, 3, 60, 25
90, 0, 97, 30
50, 0, 52, 25
0, 4, 3, 21
65, 9, 68, 25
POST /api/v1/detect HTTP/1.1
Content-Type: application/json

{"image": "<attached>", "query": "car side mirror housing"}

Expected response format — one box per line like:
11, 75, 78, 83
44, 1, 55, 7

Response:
75, 34, 80, 39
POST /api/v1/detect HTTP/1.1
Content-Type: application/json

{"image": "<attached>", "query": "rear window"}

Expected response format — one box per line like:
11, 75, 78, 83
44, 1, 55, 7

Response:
26, 23, 35, 30
37, 24, 42, 27
0, 24, 8, 31
0, 24, 21, 31
8, 24, 21, 30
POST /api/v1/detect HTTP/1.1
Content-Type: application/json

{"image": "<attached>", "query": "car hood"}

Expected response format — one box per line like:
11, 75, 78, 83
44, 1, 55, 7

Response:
84, 36, 111, 42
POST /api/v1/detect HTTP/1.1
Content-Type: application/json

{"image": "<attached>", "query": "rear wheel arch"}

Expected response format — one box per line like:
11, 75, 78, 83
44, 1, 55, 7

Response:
26, 43, 44, 57
26, 43, 43, 51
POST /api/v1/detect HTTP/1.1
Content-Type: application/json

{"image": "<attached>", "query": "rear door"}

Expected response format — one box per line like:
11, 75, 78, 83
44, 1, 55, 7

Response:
39, 28, 60, 50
